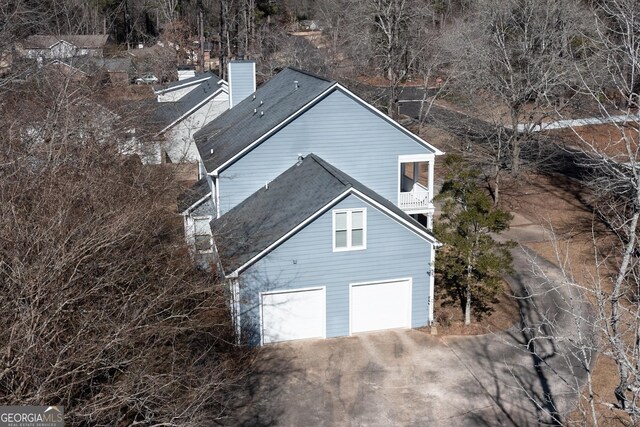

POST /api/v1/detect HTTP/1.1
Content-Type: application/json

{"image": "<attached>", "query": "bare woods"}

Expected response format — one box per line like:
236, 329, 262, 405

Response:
0, 77, 248, 425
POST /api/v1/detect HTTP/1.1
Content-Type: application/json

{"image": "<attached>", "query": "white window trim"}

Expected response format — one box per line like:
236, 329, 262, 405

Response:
332, 208, 367, 252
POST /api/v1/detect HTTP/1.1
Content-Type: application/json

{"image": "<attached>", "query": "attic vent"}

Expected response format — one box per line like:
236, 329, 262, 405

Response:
260, 111, 264, 117
253, 108, 257, 114
260, 100, 263, 105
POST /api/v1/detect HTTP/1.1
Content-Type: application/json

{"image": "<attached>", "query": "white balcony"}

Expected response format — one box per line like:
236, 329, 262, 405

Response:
399, 183, 431, 211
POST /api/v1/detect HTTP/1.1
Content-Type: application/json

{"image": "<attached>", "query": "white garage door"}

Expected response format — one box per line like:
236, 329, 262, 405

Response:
351, 279, 412, 334
261, 288, 325, 344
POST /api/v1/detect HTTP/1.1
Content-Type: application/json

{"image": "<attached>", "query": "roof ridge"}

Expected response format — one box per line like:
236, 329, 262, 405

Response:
306, 154, 351, 188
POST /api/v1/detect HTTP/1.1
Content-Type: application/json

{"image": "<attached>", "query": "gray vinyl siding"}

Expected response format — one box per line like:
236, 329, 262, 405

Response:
229, 61, 255, 107
237, 194, 433, 345
218, 89, 435, 215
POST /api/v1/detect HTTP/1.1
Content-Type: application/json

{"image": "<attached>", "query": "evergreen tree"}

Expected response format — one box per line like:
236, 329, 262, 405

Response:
435, 155, 514, 325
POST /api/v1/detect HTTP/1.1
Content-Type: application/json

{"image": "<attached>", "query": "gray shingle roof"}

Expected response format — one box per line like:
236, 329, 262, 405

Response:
23, 35, 109, 49
155, 71, 221, 93
194, 67, 335, 173
178, 178, 212, 213
211, 154, 434, 275
151, 74, 225, 130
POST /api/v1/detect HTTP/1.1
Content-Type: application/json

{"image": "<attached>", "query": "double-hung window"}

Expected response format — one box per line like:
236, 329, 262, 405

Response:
333, 208, 366, 251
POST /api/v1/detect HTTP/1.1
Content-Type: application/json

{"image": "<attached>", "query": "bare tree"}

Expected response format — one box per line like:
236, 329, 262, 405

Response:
443, 0, 592, 175
0, 54, 251, 424
561, 0, 640, 416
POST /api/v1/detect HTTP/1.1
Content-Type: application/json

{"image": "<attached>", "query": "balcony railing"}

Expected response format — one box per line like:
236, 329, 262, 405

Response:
399, 183, 430, 211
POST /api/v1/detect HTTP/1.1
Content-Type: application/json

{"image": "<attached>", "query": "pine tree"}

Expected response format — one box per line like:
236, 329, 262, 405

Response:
435, 155, 514, 325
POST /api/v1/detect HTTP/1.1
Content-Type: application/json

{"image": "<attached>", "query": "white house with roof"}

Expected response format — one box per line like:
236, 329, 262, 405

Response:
180, 61, 443, 345
17, 35, 110, 60
147, 71, 230, 166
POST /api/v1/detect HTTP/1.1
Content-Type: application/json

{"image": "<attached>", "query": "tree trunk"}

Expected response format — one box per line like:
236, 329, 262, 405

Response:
510, 106, 522, 175
464, 284, 471, 325
610, 207, 640, 410
465, 254, 473, 325
493, 164, 500, 206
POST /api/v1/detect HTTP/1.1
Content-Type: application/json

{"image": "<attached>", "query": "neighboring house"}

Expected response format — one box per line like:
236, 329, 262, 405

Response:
179, 61, 443, 345
42, 57, 133, 85
155, 71, 226, 102
149, 71, 229, 166
211, 154, 438, 345
17, 35, 110, 60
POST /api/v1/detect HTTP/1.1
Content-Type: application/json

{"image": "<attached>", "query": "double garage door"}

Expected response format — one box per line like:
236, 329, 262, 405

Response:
261, 279, 412, 344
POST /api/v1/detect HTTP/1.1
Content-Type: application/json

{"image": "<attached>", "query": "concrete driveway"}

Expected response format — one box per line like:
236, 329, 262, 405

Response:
231, 221, 592, 426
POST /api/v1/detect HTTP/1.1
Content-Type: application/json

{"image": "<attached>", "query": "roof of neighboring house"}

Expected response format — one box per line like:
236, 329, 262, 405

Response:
52, 56, 132, 75
178, 178, 212, 213
194, 67, 334, 173
102, 58, 132, 73
22, 34, 109, 49
155, 71, 221, 94
151, 74, 226, 131
211, 154, 436, 276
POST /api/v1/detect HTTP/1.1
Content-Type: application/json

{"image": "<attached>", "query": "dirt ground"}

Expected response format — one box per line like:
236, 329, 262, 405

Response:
495, 172, 630, 426
433, 278, 520, 336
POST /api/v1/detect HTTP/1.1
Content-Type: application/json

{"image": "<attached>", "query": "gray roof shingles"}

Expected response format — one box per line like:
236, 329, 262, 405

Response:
194, 67, 335, 173
211, 154, 434, 275
23, 35, 109, 49
156, 71, 221, 93
178, 178, 211, 213
151, 74, 225, 129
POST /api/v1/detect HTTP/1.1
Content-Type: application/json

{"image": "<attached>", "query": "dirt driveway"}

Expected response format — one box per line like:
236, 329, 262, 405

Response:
231, 241, 591, 426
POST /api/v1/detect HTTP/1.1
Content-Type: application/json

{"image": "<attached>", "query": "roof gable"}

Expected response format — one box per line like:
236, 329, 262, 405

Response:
155, 71, 222, 95
195, 68, 442, 175
211, 154, 436, 276
151, 75, 226, 131
23, 35, 109, 49
194, 67, 334, 173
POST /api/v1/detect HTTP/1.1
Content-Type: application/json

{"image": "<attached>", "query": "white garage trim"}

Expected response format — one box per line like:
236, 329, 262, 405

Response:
259, 286, 326, 345
349, 278, 412, 335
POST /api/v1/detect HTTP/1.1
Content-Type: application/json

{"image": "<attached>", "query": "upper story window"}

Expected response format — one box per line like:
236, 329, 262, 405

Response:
333, 208, 366, 251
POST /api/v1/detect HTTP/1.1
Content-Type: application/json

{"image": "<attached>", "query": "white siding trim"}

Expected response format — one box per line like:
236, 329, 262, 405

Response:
348, 189, 440, 245
179, 192, 212, 215
429, 245, 436, 324
229, 279, 241, 343
209, 83, 442, 176
332, 208, 367, 252
348, 277, 413, 336
335, 84, 445, 156
210, 83, 340, 175
158, 87, 224, 134
259, 286, 326, 345
227, 189, 352, 277
226, 189, 439, 277
154, 76, 218, 95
